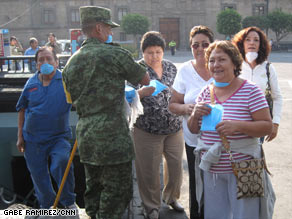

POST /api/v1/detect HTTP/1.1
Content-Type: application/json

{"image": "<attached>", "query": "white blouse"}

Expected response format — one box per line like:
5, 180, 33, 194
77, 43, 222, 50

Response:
240, 60, 283, 124
172, 60, 213, 147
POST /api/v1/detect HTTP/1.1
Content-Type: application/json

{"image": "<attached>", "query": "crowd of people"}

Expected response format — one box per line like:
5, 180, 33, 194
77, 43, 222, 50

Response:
14, 5, 282, 219
7, 32, 63, 72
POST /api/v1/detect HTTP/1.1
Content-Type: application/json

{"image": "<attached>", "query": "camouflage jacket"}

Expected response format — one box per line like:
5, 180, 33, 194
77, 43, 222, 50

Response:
62, 38, 146, 165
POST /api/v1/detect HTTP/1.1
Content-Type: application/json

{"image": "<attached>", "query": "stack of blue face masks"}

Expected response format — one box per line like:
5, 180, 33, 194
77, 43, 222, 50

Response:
201, 104, 224, 131
146, 80, 168, 96
125, 85, 136, 103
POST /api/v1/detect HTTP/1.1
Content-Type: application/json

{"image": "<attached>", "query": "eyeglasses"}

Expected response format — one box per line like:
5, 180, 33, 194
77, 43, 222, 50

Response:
191, 42, 210, 49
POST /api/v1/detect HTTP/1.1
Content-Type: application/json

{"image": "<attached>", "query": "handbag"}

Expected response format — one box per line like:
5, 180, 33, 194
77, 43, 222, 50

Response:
220, 135, 267, 199
209, 84, 271, 199
265, 62, 273, 118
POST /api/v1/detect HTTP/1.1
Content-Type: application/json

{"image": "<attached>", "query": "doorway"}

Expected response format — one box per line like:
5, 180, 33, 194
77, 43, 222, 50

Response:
159, 18, 180, 49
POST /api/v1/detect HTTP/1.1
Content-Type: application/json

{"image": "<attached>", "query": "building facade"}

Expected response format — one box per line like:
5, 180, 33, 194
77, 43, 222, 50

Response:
0, 0, 291, 50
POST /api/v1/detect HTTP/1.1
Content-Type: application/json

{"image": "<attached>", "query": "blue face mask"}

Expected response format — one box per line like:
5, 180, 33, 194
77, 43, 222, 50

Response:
105, 35, 112, 43
40, 63, 54, 75
214, 81, 230, 87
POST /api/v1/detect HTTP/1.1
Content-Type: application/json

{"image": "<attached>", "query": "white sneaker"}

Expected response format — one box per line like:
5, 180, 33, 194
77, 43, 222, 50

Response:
66, 203, 79, 209
66, 203, 80, 219
169, 200, 184, 212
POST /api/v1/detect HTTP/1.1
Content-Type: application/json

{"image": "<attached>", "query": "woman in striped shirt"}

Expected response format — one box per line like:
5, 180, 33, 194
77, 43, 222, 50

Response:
187, 41, 273, 219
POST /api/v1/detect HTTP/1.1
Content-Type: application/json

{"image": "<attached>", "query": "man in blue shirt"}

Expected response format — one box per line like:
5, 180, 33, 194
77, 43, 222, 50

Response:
16, 47, 76, 209
24, 37, 39, 72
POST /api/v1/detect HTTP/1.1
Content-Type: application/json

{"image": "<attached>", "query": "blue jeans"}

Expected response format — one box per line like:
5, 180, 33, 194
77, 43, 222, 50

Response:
24, 138, 76, 208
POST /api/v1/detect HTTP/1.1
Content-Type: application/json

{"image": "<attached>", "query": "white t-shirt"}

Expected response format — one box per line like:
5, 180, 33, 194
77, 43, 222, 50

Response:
240, 61, 282, 124
172, 60, 213, 147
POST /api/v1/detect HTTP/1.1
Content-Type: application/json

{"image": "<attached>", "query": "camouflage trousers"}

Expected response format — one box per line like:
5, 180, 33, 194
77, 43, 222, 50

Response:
83, 161, 133, 219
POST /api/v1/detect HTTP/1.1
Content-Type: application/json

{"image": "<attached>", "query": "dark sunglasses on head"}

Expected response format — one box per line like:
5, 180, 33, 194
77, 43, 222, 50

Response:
191, 42, 210, 49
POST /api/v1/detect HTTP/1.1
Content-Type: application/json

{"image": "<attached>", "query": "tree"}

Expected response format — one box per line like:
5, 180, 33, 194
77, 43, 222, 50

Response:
266, 9, 292, 43
242, 15, 268, 30
121, 13, 149, 50
217, 9, 242, 39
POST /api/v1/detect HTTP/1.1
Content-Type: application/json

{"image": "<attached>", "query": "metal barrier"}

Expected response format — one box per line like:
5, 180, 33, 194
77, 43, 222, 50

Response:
0, 54, 71, 112
0, 186, 38, 208
0, 54, 71, 73
0, 187, 17, 205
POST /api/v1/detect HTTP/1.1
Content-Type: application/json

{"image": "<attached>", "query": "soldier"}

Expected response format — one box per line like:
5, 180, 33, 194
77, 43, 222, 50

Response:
62, 6, 150, 219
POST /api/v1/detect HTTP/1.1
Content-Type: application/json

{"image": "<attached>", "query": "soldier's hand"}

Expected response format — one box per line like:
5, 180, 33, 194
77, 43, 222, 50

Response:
138, 86, 155, 98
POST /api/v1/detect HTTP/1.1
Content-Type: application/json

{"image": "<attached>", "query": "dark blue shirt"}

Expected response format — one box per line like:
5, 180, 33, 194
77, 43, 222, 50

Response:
16, 70, 72, 143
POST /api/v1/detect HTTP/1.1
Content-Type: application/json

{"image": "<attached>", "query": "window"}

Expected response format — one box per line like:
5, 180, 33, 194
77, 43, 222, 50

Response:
120, 32, 127, 41
43, 9, 55, 24
70, 9, 80, 24
253, 5, 265, 15
118, 8, 128, 22
222, 4, 236, 10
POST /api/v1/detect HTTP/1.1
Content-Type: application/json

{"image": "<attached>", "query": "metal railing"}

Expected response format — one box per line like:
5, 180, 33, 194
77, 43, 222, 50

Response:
0, 54, 71, 73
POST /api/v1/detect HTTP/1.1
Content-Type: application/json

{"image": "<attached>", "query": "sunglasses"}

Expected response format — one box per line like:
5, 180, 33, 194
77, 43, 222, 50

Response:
191, 42, 210, 49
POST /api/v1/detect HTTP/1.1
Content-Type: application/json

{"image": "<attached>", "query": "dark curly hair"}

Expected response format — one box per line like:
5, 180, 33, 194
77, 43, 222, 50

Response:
189, 25, 214, 45
232, 26, 271, 65
205, 40, 243, 77
140, 31, 166, 52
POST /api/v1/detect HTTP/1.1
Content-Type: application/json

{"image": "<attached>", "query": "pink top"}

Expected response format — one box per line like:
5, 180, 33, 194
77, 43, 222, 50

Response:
197, 80, 269, 173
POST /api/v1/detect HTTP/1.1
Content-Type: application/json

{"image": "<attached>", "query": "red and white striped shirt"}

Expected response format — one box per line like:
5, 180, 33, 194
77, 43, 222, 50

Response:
197, 80, 269, 173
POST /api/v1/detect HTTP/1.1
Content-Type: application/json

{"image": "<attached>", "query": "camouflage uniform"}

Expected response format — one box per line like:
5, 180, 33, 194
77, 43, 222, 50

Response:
62, 6, 146, 219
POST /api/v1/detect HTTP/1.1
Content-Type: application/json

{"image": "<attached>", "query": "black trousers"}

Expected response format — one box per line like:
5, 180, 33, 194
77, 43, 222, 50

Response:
170, 47, 175, 55
185, 143, 204, 219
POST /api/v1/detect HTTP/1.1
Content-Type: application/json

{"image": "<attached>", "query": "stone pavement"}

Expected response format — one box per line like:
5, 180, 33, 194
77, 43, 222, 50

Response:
122, 162, 188, 219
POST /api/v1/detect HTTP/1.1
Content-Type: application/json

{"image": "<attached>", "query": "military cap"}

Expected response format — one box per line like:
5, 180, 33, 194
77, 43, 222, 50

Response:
79, 6, 120, 28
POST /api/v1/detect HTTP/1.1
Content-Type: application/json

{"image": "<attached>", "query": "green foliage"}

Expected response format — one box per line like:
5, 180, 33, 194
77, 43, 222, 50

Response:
266, 9, 292, 42
242, 16, 268, 30
121, 13, 149, 36
120, 44, 139, 59
217, 9, 242, 37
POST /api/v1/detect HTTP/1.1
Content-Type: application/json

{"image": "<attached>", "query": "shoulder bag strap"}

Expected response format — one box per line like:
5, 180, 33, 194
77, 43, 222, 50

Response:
209, 83, 215, 105
266, 62, 271, 90
209, 85, 237, 174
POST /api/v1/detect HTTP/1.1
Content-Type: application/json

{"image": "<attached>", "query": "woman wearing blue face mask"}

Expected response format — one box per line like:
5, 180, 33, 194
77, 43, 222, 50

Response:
16, 46, 76, 209
232, 27, 283, 142
187, 41, 274, 219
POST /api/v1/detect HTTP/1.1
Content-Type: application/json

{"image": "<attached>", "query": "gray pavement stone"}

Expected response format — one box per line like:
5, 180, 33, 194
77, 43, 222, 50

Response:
125, 161, 189, 219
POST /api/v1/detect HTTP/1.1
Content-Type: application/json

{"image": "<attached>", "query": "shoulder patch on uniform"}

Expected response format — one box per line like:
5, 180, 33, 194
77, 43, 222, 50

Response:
28, 87, 38, 92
